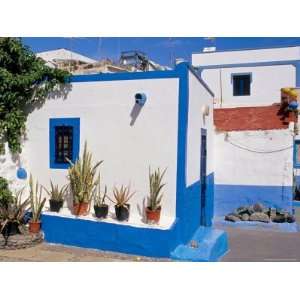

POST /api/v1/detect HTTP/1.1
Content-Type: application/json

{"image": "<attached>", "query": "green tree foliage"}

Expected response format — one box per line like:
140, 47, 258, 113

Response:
0, 38, 70, 154
0, 177, 13, 208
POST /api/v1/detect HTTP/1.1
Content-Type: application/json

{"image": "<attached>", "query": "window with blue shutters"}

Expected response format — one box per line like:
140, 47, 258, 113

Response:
49, 118, 80, 169
232, 73, 251, 96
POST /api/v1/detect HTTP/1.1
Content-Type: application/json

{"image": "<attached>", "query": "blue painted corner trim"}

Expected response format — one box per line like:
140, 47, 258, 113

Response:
49, 118, 80, 169
294, 140, 300, 168
187, 65, 215, 97
170, 226, 229, 262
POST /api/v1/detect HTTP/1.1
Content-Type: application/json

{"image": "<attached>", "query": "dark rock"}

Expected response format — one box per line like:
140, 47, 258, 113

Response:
249, 212, 270, 223
247, 206, 255, 215
286, 214, 296, 223
253, 203, 264, 212
241, 213, 250, 221
225, 214, 241, 222
235, 206, 249, 215
276, 209, 287, 216
270, 208, 277, 219
272, 215, 286, 223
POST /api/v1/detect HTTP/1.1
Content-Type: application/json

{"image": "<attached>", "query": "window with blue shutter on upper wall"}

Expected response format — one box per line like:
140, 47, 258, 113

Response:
232, 73, 252, 96
49, 118, 80, 169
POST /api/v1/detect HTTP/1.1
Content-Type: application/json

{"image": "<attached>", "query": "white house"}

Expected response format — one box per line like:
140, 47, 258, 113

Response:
192, 46, 300, 220
213, 105, 295, 217
192, 46, 300, 108
0, 62, 228, 261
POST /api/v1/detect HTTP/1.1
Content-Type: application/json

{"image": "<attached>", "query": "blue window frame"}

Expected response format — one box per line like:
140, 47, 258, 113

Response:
231, 73, 252, 96
294, 140, 300, 168
49, 118, 80, 169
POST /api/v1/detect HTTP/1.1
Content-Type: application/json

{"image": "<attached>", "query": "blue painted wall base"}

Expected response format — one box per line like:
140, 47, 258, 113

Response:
170, 226, 228, 262
214, 184, 293, 216
41, 214, 181, 258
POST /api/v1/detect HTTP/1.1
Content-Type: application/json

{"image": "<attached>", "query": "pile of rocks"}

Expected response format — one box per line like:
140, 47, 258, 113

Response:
225, 203, 296, 223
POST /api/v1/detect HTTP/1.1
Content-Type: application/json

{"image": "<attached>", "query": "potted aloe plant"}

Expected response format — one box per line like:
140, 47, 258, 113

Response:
145, 167, 166, 224
67, 141, 103, 216
44, 181, 67, 212
0, 188, 30, 239
29, 175, 46, 233
109, 185, 135, 222
93, 174, 108, 219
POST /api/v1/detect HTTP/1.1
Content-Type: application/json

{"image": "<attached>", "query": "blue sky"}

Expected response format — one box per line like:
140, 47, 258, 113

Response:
22, 37, 300, 67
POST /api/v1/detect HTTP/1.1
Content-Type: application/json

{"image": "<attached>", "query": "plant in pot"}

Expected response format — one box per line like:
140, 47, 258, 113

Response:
0, 189, 30, 242
67, 141, 103, 216
145, 167, 166, 224
44, 181, 67, 213
29, 175, 46, 233
109, 185, 135, 222
93, 174, 108, 219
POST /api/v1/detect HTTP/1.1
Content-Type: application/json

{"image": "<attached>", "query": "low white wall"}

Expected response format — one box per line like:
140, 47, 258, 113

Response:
202, 65, 296, 108
192, 46, 300, 67
214, 129, 294, 215
215, 129, 293, 186
21, 77, 179, 223
0, 143, 28, 193
186, 71, 214, 186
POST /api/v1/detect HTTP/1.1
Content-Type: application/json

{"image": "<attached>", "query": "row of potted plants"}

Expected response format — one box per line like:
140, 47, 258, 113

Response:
1, 141, 167, 239
47, 142, 167, 224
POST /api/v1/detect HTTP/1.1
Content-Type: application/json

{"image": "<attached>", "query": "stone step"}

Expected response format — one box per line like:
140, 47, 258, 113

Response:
170, 227, 229, 262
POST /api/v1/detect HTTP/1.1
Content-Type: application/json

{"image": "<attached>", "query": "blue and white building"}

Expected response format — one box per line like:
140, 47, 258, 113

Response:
0, 62, 228, 261
192, 46, 300, 219
2, 45, 300, 260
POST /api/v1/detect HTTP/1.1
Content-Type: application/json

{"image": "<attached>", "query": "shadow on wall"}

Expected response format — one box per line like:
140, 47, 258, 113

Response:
25, 83, 73, 114
130, 103, 143, 126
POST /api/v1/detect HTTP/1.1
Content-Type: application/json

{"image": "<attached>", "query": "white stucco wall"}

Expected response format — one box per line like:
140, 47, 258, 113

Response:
214, 129, 293, 186
19, 77, 179, 225
214, 129, 294, 215
192, 46, 300, 67
186, 71, 214, 187
0, 143, 28, 193
201, 65, 296, 108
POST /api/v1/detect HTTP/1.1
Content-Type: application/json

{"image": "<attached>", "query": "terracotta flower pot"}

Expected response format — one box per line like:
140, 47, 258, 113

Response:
29, 220, 41, 233
146, 206, 161, 224
73, 202, 89, 216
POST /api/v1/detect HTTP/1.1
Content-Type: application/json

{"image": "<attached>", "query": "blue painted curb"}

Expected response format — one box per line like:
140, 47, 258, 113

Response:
170, 226, 229, 262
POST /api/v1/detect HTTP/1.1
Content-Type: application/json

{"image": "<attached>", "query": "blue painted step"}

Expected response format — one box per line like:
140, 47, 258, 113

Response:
170, 227, 229, 262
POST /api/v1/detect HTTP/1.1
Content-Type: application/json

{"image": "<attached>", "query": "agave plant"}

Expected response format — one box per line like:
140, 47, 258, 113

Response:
147, 167, 166, 211
0, 188, 30, 234
67, 141, 103, 205
43, 181, 68, 202
109, 185, 135, 207
92, 174, 107, 206
29, 175, 46, 222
